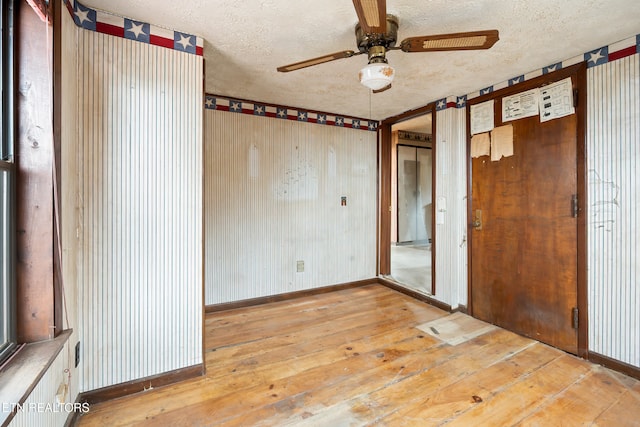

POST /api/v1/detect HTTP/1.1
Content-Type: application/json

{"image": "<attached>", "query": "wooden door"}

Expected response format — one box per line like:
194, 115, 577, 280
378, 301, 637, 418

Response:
470, 71, 583, 355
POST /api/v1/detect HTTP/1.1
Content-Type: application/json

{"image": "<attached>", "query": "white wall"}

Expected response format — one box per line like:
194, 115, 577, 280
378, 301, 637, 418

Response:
59, 0, 80, 406
205, 110, 377, 305
76, 27, 203, 391
434, 106, 468, 308
587, 53, 640, 368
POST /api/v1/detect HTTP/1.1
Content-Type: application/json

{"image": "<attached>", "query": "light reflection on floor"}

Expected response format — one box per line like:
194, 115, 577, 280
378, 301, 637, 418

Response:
388, 243, 432, 295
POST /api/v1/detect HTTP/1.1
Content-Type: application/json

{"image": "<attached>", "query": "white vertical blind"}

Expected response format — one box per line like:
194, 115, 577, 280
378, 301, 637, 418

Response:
204, 111, 377, 305
77, 30, 203, 391
587, 54, 640, 368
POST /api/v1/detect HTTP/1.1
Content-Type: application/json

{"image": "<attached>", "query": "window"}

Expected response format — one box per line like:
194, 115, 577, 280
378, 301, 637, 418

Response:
0, 0, 16, 365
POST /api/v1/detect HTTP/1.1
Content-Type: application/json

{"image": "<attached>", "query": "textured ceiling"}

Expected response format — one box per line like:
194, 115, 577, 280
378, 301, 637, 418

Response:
81, 0, 640, 120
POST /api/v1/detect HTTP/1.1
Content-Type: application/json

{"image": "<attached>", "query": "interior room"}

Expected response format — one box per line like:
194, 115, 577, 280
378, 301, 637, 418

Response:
388, 114, 434, 295
1, 0, 639, 425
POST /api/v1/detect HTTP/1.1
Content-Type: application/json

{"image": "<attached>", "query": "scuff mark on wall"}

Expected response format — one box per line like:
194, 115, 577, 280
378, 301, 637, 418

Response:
274, 161, 319, 201
588, 169, 619, 231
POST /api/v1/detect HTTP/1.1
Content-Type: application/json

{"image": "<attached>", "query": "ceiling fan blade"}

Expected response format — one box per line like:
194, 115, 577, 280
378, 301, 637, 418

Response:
372, 83, 392, 93
277, 50, 358, 72
400, 30, 499, 52
352, 0, 387, 34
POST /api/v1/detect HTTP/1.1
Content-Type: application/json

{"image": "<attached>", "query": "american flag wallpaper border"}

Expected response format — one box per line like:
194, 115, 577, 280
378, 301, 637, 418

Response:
436, 33, 640, 111
64, 0, 637, 121
204, 95, 380, 132
64, 0, 203, 56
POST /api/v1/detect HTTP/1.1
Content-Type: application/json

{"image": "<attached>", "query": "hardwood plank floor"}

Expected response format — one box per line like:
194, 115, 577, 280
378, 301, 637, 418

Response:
77, 284, 640, 426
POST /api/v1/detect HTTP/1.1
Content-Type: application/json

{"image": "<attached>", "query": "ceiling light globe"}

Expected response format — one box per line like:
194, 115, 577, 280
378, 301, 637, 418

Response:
359, 63, 395, 91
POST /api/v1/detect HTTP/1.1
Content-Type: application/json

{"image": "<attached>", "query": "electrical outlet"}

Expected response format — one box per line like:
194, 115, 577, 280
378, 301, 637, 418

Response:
296, 260, 304, 272
75, 342, 81, 367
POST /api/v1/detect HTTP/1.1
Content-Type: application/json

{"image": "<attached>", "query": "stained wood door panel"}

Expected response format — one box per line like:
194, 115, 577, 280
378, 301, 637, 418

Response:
470, 74, 580, 354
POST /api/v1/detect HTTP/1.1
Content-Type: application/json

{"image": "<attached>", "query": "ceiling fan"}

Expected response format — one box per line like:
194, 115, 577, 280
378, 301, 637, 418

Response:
277, 0, 499, 93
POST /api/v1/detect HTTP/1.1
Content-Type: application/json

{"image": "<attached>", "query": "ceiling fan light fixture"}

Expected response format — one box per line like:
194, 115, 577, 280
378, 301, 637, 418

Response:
359, 62, 395, 90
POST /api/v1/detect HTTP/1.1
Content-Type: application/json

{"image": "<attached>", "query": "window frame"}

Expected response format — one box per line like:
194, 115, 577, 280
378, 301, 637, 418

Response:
0, 0, 17, 365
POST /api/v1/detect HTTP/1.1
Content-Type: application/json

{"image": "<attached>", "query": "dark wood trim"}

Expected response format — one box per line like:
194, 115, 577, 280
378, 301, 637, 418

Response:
378, 123, 391, 275
465, 62, 589, 358
79, 364, 205, 406
375, 127, 381, 275
64, 396, 82, 427
378, 277, 452, 313
588, 352, 640, 381
453, 304, 468, 315
431, 109, 437, 296
15, 0, 55, 343
52, 0, 63, 339
205, 277, 453, 316
465, 97, 474, 315
574, 63, 589, 359
376, 127, 382, 276
201, 59, 207, 377
205, 279, 378, 313
378, 103, 436, 285
382, 104, 434, 125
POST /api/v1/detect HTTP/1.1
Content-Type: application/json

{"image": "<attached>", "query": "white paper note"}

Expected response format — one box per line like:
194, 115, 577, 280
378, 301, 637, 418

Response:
539, 77, 575, 122
470, 100, 495, 135
502, 89, 539, 122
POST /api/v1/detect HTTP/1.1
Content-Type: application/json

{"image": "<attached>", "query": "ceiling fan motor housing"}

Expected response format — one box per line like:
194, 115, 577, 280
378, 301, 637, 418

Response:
355, 14, 399, 53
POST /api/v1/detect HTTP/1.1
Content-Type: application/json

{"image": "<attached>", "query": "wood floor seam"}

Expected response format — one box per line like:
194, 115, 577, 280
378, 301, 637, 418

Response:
77, 285, 640, 426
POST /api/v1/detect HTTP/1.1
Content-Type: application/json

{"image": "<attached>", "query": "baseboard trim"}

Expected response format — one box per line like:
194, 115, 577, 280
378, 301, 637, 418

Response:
377, 278, 452, 312
205, 278, 378, 313
64, 395, 84, 427
79, 363, 204, 406
453, 304, 468, 314
589, 351, 640, 381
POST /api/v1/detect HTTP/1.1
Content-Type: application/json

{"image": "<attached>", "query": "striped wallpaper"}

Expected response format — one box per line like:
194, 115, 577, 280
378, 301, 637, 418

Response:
14, 6, 636, 416
8, 341, 75, 427
204, 110, 377, 305
59, 0, 81, 407
434, 107, 468, 308
76, 29, 203, 391
587, 53, 640, 368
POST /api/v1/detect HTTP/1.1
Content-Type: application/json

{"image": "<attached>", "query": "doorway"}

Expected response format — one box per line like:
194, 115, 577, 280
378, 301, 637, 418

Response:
397, 145, 432, 245
468, 64, 587, 355
383, 112, 434, 295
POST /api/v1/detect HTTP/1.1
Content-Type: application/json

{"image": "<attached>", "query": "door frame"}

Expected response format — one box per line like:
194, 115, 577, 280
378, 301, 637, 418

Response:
379, 103, 436, 294
465, 62, 588, 358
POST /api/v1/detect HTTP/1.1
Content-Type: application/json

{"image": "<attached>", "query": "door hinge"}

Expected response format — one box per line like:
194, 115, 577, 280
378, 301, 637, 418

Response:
571, 194, 579, 218
573, 89, 579, 108
572, 307, 579, 329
